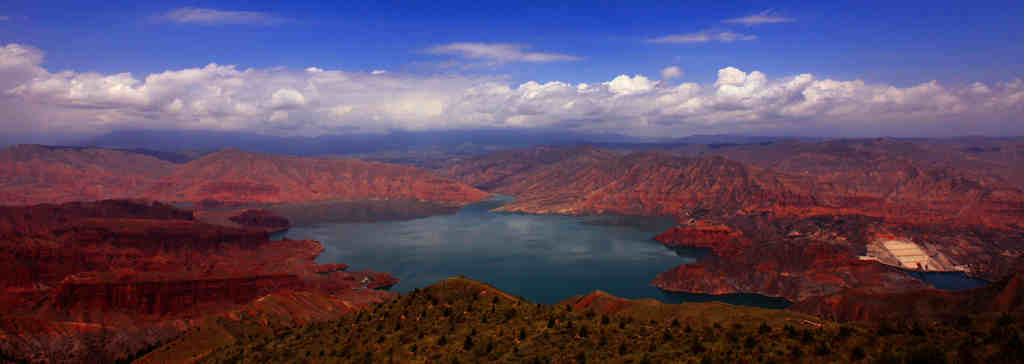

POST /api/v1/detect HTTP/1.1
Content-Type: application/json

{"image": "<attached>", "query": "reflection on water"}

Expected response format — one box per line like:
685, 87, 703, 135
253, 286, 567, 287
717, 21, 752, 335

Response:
282, 195, 792, 307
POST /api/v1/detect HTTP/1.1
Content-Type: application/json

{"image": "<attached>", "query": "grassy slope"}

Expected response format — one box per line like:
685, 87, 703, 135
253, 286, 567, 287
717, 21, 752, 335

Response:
158, 278, 1023, 364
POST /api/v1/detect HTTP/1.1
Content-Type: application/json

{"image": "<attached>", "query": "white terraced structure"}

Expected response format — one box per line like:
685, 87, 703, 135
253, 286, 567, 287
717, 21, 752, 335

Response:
882, 240, 932, 270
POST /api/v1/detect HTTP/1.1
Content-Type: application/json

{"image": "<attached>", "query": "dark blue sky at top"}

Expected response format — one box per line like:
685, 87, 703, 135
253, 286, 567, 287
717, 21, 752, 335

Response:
1, 0, 1021, 87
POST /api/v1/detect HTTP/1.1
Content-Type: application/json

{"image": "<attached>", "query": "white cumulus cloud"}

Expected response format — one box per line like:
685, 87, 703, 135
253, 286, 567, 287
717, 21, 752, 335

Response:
1, 42, 1023, 138
605, 75, 657, 95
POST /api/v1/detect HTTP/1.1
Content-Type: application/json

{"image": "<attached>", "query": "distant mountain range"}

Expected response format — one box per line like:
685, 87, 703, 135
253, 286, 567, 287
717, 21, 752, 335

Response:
69, 129, 817, 157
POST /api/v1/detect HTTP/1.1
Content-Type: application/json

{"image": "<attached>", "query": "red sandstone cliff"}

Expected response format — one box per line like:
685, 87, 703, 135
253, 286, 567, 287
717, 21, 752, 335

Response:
0, 200, 397, 363
789, 271, 1024, 322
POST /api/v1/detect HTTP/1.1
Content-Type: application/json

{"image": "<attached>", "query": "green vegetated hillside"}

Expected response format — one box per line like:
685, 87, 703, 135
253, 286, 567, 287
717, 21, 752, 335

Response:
162, 278, 1022, 364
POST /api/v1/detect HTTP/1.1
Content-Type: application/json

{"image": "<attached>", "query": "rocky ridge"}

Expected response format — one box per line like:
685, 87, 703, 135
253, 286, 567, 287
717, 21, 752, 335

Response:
0, 200, 396, 363
0, 145, 489, 208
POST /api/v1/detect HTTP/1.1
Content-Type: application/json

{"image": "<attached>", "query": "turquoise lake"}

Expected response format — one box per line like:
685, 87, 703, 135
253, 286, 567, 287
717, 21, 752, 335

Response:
280, 196, 985, 307
280, 196, 790, 307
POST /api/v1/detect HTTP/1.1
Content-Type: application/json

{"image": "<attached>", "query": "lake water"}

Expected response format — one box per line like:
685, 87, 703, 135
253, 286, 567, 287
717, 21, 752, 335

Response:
280, 195, 985, 307
281, 195, 790, 307
904, 270, 989, 290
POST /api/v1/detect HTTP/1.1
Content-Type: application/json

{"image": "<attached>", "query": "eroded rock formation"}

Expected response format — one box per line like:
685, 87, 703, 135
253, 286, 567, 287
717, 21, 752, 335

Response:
789, 271, 1024, 322
0, 200, 397, 363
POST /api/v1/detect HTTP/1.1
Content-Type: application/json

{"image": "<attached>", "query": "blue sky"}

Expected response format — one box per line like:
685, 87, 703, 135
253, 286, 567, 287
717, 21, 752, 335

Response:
0, 1, 1022, 139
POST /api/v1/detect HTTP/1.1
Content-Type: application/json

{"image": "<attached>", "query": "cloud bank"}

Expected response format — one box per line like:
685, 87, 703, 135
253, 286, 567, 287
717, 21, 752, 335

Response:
1, 43, 1023, 138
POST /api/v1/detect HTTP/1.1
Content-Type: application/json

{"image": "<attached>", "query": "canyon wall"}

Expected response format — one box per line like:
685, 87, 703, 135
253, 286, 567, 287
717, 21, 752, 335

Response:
0, 200, 397, 363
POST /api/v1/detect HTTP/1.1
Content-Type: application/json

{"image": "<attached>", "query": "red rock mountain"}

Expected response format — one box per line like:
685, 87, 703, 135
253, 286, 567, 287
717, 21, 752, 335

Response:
0, 145, 489, 207
698, 139, 1024, 227
0, 145, 175, 205
443, 144, 1024, 226
444, 147, 816, 216
146, 148, 489, 205
698, 138, 1024, 190
442, 146, 599, 190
